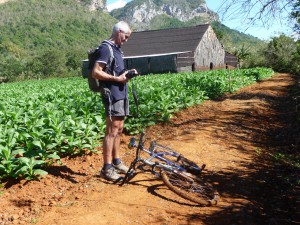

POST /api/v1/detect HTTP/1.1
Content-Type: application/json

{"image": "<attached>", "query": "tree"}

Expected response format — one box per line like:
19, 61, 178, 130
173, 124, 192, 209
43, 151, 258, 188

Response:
292, 41, 300, 74
263, 34, 297, 72
291, 0, 300, 34
233, 44, 251, 68
218, 1, 300, 74
217, 0, 297, 33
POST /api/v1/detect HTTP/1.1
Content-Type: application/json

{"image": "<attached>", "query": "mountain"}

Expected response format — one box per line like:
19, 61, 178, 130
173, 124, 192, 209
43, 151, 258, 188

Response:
110, 0, 218, 31
0, 0, 265, 81
79, 0, 107, 11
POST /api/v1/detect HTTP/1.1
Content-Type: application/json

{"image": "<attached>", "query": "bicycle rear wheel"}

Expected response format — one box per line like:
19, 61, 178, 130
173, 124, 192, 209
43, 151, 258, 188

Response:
161, 170, 219, 206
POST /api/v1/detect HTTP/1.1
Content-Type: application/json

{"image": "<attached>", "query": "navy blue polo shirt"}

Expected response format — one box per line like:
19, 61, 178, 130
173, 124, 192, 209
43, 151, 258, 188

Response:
96, 40, 127, 101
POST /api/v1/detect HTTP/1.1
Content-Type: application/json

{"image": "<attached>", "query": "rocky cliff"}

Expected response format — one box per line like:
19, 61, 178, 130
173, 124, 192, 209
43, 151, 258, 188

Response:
110, 0, 218, 31
79, 0, 107, 11
81, 0, 107, 11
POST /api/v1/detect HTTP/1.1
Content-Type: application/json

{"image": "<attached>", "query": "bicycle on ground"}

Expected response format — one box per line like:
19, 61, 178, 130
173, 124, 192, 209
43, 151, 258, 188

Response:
120, 132, 219, 206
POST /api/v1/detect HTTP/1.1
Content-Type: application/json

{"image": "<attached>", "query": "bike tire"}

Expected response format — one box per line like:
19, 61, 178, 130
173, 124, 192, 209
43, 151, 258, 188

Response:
161, 170, 219, 206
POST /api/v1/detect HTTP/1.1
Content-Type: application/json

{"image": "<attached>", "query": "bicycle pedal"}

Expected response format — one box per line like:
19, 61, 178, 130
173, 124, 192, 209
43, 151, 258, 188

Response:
113, 176, 124, 184
137, 164, 147, 172
127, 171, 138, 180
127, 169, 136, 176
185, 164, 206, 175
120, 170, 137, 185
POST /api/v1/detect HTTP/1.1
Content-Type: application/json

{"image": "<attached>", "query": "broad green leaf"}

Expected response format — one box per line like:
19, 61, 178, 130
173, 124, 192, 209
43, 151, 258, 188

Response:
33, 169, 48, 176
18, 157, 30, 164
47, 153, 60, 159
32, 141, 42, 149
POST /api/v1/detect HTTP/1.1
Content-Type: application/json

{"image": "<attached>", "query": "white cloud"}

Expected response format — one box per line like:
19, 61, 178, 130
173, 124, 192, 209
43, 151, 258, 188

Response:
107, 0, 128, 12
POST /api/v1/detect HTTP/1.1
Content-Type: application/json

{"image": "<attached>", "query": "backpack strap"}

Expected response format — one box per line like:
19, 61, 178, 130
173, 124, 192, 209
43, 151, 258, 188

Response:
98, 42, 116, 121
101, 42, 115, 76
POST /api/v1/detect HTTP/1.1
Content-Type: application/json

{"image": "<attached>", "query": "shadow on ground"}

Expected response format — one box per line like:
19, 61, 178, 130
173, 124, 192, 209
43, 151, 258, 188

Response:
178, 75, 299, 225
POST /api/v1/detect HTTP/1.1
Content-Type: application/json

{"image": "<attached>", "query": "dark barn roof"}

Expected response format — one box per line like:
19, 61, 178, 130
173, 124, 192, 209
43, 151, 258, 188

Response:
122, 24, 210, 57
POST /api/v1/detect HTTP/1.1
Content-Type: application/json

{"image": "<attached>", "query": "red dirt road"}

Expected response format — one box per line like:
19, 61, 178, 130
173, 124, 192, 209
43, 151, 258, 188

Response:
0, 73, 299, 225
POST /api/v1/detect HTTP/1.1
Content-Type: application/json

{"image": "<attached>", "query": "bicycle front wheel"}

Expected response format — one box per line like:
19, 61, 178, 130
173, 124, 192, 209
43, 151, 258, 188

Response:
161, 170, 219, 206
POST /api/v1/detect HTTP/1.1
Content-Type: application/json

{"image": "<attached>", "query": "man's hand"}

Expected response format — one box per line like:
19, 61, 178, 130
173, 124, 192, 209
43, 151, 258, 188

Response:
118, 72, 129, 83
126, 70, 139, 79
125, 69, 139, 79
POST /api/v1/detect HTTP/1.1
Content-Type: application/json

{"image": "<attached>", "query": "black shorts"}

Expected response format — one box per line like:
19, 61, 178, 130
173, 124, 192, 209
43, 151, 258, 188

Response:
102, 98, 129, 117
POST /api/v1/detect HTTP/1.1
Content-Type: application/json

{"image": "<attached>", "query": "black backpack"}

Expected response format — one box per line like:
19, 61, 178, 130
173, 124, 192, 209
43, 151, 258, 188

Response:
86, 42, 114, 93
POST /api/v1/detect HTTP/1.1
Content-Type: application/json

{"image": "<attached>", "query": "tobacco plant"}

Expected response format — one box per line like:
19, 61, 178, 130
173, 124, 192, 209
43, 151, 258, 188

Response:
0, 67, 273, 180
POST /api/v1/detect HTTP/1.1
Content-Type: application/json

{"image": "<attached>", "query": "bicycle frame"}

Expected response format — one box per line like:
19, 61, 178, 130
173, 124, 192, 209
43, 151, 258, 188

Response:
119, 132, 219, 206
120, 132, 202, 186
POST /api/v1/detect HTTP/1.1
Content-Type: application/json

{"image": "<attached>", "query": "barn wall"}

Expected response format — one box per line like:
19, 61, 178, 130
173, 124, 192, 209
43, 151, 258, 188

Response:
176, 52, 194, 72
194, 26, 225, 69
125, 55, 177, 74
225, 52, 238, 68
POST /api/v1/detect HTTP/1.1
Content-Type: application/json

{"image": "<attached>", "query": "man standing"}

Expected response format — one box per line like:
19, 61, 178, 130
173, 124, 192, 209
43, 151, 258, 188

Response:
92, 21, 137, 181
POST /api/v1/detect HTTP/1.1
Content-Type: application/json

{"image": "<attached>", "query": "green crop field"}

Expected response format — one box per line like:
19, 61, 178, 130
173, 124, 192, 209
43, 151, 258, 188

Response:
0, 67, 273, 180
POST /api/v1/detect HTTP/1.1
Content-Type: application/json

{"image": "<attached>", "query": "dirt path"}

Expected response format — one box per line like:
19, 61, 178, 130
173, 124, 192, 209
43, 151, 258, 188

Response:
0, 73, 299, 225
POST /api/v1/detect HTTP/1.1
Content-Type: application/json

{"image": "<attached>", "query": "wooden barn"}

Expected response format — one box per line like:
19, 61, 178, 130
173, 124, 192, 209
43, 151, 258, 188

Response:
122, 24, 226, 74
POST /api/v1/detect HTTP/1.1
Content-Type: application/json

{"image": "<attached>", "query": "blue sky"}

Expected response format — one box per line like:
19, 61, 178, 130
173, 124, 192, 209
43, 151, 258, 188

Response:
107, 0, 293, 40
107, 0, 130, 11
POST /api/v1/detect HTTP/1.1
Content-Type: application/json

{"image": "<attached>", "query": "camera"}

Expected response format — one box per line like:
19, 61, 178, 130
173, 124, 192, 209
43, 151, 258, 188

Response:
126, 70, 139, 79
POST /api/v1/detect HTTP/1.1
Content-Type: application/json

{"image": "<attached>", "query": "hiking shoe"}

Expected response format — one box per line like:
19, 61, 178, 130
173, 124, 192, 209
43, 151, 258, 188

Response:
112, 161, 130, 174
100, 167, 121, 181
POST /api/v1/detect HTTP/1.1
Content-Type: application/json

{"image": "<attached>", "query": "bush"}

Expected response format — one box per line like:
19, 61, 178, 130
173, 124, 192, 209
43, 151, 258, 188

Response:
264, 34, 298, 73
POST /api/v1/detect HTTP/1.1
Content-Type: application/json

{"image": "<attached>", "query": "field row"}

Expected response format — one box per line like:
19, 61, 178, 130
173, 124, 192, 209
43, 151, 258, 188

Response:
0, 67, 274, 180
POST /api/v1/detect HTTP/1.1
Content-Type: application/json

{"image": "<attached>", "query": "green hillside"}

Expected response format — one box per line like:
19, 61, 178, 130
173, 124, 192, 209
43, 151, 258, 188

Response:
0, 0, 116, 81
211, 21, 267, 67
211, 22, 266, 51
0, 0, 269, 82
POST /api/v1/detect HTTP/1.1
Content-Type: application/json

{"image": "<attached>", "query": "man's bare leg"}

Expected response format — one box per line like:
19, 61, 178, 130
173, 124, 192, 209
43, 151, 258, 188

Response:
103, 116, 124, 165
